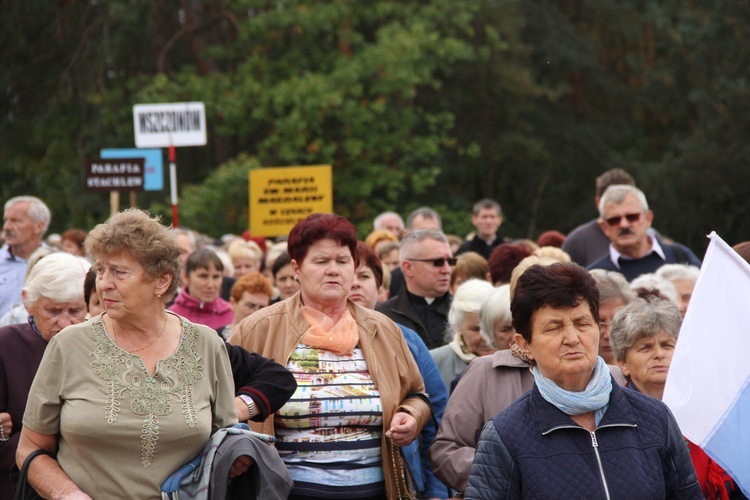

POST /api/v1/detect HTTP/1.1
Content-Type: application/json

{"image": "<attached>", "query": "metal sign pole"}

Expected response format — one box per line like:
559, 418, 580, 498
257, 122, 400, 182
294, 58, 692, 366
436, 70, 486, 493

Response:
169, 145, 179, 227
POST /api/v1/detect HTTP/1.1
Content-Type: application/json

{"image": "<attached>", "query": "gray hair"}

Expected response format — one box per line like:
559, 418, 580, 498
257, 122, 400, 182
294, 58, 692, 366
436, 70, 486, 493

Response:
472, 198, 502, 216
173, 228, 198, 252
22, 252, 90, 307
4, 195, 51, 234
446, 279, 495, 342
598, 185, 649, 218
630, 273, 678, 306
399, 229, 448, 262
373, 211, 405, 231
479, 284, 512, 347
590, 269, 637, 304
406, 207, 442, 230
656, 263, 700, 285
610, 297, 682, 361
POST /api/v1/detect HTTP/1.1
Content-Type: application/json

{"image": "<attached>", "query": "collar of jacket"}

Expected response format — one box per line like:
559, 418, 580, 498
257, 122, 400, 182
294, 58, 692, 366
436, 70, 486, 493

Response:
491, 349, 533, 369
271, 293, 381, 351
175, 287, 232, 314
390, 282, 450, 321
530, 378, 639, 436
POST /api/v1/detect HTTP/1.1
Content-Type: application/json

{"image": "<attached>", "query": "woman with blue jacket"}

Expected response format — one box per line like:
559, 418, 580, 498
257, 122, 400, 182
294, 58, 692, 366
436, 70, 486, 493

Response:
465, 262, 701, 499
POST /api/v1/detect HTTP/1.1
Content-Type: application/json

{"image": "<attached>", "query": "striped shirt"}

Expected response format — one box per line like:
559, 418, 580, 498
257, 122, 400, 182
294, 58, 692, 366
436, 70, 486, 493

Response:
275, 344, 385, 498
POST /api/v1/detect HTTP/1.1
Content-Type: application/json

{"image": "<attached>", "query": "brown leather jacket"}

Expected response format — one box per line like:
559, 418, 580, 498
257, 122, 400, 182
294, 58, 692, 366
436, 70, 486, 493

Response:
228, 293, 431, 500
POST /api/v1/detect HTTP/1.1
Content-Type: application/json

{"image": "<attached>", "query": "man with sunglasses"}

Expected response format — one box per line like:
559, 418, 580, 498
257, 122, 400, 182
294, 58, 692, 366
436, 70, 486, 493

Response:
562, 168, 637, 267
376, 230, 454, 349
588, 185, 701, 281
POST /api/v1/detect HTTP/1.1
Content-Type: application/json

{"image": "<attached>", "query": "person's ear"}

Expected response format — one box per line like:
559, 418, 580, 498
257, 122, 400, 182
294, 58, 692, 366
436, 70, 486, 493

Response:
644, 210, 654, 226
514, 333, 534, 360
155, 273, 171, 297
291, 259, 301, 279
33, 219, 45, 237
22, 290, 33, 315
618, 359, 630, 377
401, 259, 414, 277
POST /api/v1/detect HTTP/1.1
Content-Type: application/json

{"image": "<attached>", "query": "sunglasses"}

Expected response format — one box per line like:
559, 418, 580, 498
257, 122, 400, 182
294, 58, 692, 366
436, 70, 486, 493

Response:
603, 212, 643, 227
409, 257, 458, 267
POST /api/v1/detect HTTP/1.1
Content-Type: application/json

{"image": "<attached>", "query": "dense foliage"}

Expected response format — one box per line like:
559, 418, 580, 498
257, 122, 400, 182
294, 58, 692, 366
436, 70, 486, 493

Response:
3, 0, 749, 255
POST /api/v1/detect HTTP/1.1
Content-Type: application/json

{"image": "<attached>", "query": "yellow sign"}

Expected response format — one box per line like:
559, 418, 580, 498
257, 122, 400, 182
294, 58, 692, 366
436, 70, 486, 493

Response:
249, 165, 333, 237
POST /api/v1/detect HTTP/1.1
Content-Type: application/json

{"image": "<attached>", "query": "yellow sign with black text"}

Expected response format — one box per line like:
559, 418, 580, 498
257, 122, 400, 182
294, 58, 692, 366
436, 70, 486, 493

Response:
249, 165, 333, 237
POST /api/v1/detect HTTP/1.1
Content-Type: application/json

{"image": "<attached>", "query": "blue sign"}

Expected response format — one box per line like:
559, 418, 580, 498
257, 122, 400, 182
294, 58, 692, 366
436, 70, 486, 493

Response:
100, 148, 163, 191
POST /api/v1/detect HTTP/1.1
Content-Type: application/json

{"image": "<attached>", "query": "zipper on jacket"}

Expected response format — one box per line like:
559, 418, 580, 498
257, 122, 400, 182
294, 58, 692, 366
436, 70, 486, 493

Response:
590, 431, 611, 500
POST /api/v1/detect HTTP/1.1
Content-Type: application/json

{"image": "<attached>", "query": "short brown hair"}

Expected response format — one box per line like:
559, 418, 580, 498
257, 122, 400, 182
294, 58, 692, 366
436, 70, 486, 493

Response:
85, 209, 181, 301
595, 168, 635, 198
61, 228, 87, 252
450, 252, 489, 289
356, 242, 384, 289
511, 262, 599, 342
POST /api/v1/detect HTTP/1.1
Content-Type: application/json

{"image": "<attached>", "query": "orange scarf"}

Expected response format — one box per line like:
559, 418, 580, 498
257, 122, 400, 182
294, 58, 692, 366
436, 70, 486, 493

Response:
300, 305, 359, 355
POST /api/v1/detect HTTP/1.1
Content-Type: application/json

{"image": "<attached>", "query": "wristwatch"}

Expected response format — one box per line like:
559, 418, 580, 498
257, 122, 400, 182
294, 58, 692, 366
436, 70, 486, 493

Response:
238, 395, 258, 419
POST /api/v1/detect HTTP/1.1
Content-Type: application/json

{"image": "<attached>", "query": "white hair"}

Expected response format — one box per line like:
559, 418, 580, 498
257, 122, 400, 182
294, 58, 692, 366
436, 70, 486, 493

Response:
598, 185, 649, 218
265, 241, 288, 268
22, 253, 90, 307
656, 263, 700, 285
210, 247, 235, 277
373, 211, 404, 231
5, 195, 51, 234
479, 284, 512, 347
446, 279, 495, 341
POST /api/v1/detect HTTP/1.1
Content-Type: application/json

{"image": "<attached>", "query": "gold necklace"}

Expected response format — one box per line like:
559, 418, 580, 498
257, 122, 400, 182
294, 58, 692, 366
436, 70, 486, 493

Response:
113, 314, 168, 354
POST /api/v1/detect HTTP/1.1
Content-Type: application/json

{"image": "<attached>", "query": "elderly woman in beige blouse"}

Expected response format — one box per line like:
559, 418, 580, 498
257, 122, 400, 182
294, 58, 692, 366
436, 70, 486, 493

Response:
16, 209, 237, 499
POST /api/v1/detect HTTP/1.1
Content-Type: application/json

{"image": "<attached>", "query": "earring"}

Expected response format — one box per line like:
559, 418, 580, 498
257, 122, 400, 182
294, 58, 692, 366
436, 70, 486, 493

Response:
156, 293, 162, 300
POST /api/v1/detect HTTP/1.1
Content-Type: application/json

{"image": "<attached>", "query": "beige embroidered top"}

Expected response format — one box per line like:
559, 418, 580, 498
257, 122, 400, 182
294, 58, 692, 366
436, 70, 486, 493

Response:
23, 314, 237, 499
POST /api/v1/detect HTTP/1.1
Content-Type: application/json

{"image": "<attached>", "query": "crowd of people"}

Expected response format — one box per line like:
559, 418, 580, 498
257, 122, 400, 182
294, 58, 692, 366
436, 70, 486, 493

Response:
0, 166, 746, 499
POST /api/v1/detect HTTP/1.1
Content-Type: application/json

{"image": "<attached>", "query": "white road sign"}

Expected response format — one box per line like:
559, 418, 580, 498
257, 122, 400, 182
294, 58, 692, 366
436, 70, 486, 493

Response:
133, 102, 207, 148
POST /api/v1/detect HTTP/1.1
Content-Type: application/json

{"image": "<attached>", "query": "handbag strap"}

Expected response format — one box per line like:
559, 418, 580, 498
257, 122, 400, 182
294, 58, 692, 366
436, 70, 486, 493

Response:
14, 449, 53, 500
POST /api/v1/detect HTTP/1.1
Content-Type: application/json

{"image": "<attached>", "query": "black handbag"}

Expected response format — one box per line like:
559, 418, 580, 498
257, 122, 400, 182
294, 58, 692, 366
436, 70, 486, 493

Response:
13, 449, 53, 500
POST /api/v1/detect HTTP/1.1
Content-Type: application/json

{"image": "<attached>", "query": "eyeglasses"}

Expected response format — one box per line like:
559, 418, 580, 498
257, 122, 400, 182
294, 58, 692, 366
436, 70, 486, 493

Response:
408, 257, 457, 267
603, 212, 644, 227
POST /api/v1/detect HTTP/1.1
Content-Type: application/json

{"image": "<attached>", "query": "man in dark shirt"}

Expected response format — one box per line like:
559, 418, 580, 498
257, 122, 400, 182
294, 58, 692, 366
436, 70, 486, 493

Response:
562, 168, 636, 267
456, 199, 508, 260
376, 230, 453, 349
588, 185, 701, 281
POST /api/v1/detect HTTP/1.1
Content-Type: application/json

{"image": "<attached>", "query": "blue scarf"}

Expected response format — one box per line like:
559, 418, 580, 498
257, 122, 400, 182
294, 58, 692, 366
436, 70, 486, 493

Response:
533, 356, 612, 426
